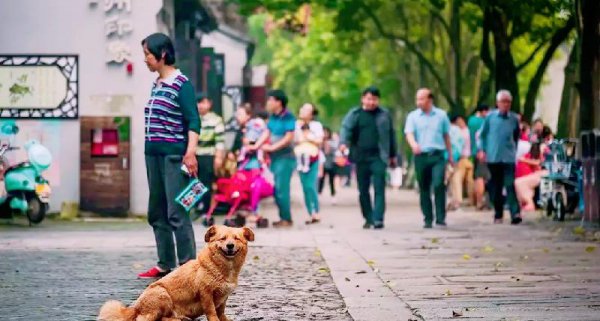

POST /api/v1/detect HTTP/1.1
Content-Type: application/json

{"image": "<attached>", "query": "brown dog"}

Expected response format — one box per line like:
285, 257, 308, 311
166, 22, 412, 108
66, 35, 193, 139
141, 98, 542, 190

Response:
98, 225, 254, 321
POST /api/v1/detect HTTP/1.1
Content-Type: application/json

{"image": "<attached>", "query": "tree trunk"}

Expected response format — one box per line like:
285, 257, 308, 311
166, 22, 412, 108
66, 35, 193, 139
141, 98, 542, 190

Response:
479, 8, 495, 105
557, 39, 580, 138
523, 17, 576, 121
489, 8, 520, 109
450, 0, 464, 115
578, 0, 600, 131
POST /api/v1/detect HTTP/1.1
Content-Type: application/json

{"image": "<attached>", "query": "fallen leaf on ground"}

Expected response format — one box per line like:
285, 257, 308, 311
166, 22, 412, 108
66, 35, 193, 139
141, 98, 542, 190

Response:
367, 260, 376, 266
444, 289, 452, 296
573, 226, 586, 235
314, 250, 321, 257
345, 277, 351, 282
253, 256, 260, 261
431, 238, 440, 244
482, 245, 495, 253
318, 267, 330, 273
585, 246, 596, 253
452, 310, 463, 317
355, 270, 367, 274
463, 254, 472, 260
542, 248, 550, 253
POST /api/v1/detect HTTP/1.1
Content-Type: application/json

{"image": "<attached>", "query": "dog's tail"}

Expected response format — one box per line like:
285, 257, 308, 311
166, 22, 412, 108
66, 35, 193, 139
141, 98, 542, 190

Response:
97, 300, 137, 321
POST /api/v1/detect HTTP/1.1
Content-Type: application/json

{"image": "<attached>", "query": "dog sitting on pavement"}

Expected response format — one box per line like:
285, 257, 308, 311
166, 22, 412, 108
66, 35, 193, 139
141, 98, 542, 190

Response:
98, 225, 255, 321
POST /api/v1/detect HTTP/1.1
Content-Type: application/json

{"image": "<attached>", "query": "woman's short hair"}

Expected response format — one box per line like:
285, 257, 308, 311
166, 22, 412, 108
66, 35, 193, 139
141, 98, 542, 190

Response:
238, 103, 253, 117
141, 33, 176, 65
450, 114, 464, 123
305, 102, 319, 117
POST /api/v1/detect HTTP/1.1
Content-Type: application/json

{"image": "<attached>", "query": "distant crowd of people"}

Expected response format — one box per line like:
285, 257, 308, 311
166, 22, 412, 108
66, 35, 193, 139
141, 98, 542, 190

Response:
136, 32, 557, 278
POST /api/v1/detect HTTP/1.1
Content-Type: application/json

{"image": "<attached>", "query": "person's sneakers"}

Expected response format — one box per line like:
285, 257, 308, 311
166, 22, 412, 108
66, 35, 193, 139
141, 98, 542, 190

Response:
436, 221, 447, 228
423, 223, 433, 229
511, 216, 523, 225
363, 221, 373, 229
137, 266, 169, 279
273, 220, 293, 228
373, 222, 384, 229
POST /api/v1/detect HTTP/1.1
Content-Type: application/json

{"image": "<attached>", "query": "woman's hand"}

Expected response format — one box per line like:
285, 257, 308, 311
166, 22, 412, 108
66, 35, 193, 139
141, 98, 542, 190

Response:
182, 152, 198, 177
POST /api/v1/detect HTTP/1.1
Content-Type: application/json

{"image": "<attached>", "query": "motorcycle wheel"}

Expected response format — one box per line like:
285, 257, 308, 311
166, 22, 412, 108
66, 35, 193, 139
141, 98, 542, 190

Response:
545, 198, 554, 217
26, 195, 46, 224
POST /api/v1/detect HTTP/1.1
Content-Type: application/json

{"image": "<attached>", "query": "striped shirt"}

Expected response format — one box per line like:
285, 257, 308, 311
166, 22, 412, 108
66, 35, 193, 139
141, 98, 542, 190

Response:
196, 111, 225, 156
144, 69, 200, 156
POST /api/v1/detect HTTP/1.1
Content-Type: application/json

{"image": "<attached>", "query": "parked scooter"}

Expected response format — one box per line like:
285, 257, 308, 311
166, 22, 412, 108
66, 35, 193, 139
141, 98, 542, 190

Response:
0, 121, 52, 224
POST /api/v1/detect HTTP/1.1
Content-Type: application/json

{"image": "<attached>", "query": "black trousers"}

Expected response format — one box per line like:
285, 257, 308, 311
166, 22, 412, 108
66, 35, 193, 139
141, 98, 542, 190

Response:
318, 167, 336, 196
488, 162, 520, 219
356, 159, 387, 224
145, 155, 196, 270
196, 155, 215, 214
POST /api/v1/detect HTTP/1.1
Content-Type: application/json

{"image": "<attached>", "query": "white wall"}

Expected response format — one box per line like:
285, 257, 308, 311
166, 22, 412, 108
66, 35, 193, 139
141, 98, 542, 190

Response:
200, 27, 249, 86
0, 0, 165, 214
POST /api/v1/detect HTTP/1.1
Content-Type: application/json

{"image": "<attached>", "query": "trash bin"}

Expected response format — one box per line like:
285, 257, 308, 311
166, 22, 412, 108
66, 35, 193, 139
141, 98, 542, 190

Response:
581, 129, 600, 223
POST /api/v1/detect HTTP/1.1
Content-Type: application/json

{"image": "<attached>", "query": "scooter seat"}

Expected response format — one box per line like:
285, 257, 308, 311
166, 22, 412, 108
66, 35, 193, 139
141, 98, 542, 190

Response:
5, 161, 30, 172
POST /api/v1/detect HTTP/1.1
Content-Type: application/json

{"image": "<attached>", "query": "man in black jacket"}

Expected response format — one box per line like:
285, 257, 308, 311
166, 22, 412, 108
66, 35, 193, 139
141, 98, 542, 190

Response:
340, 86, 399, 229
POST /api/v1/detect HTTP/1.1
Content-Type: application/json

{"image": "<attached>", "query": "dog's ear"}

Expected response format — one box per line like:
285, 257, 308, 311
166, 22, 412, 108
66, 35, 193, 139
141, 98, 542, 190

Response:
204, 226, 217, 243
242, 227, 255, 242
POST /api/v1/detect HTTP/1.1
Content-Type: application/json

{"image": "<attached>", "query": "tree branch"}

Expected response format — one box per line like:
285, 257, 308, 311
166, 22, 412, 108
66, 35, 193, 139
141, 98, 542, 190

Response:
516, 40, 548, 71
358, 2, 456, 109
430, 9, 451, 36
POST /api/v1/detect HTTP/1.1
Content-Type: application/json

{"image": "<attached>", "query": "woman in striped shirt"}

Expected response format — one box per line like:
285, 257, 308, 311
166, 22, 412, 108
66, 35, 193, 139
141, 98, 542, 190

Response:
138, 33, 201, 279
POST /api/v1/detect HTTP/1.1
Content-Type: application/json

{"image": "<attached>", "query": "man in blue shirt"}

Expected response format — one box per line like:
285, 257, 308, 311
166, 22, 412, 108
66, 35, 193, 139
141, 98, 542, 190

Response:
478, 90, 522, 224
405, 88, 453, 228
254, 89, 296, 227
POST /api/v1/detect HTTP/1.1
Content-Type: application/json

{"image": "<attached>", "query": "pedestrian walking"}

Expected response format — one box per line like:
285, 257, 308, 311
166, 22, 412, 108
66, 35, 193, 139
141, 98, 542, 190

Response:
294, 103, 324, 224
404, 88, 453, 228
478, 90, 522, 224
448, 114, 474, 211
195, 94, 225, 217
340, 86, 398, 229
467, 104, 491, 210
319, 127, 339, 203
139, 33, 200, 278
254, 89, 296, 228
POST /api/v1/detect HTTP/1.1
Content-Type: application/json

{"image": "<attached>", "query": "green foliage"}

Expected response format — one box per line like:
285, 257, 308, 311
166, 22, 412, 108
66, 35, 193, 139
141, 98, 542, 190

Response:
238, 0, 575, 128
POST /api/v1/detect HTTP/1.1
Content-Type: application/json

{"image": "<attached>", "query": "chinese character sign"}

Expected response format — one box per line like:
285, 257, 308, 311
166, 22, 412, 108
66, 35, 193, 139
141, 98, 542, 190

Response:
91, 0, 134, 64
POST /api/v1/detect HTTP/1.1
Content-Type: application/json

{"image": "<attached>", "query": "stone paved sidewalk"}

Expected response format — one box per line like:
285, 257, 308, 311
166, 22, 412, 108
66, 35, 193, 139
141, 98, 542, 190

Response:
304, 184, 600, 321
0, 245, 351, 321
1, 176, 599, 320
